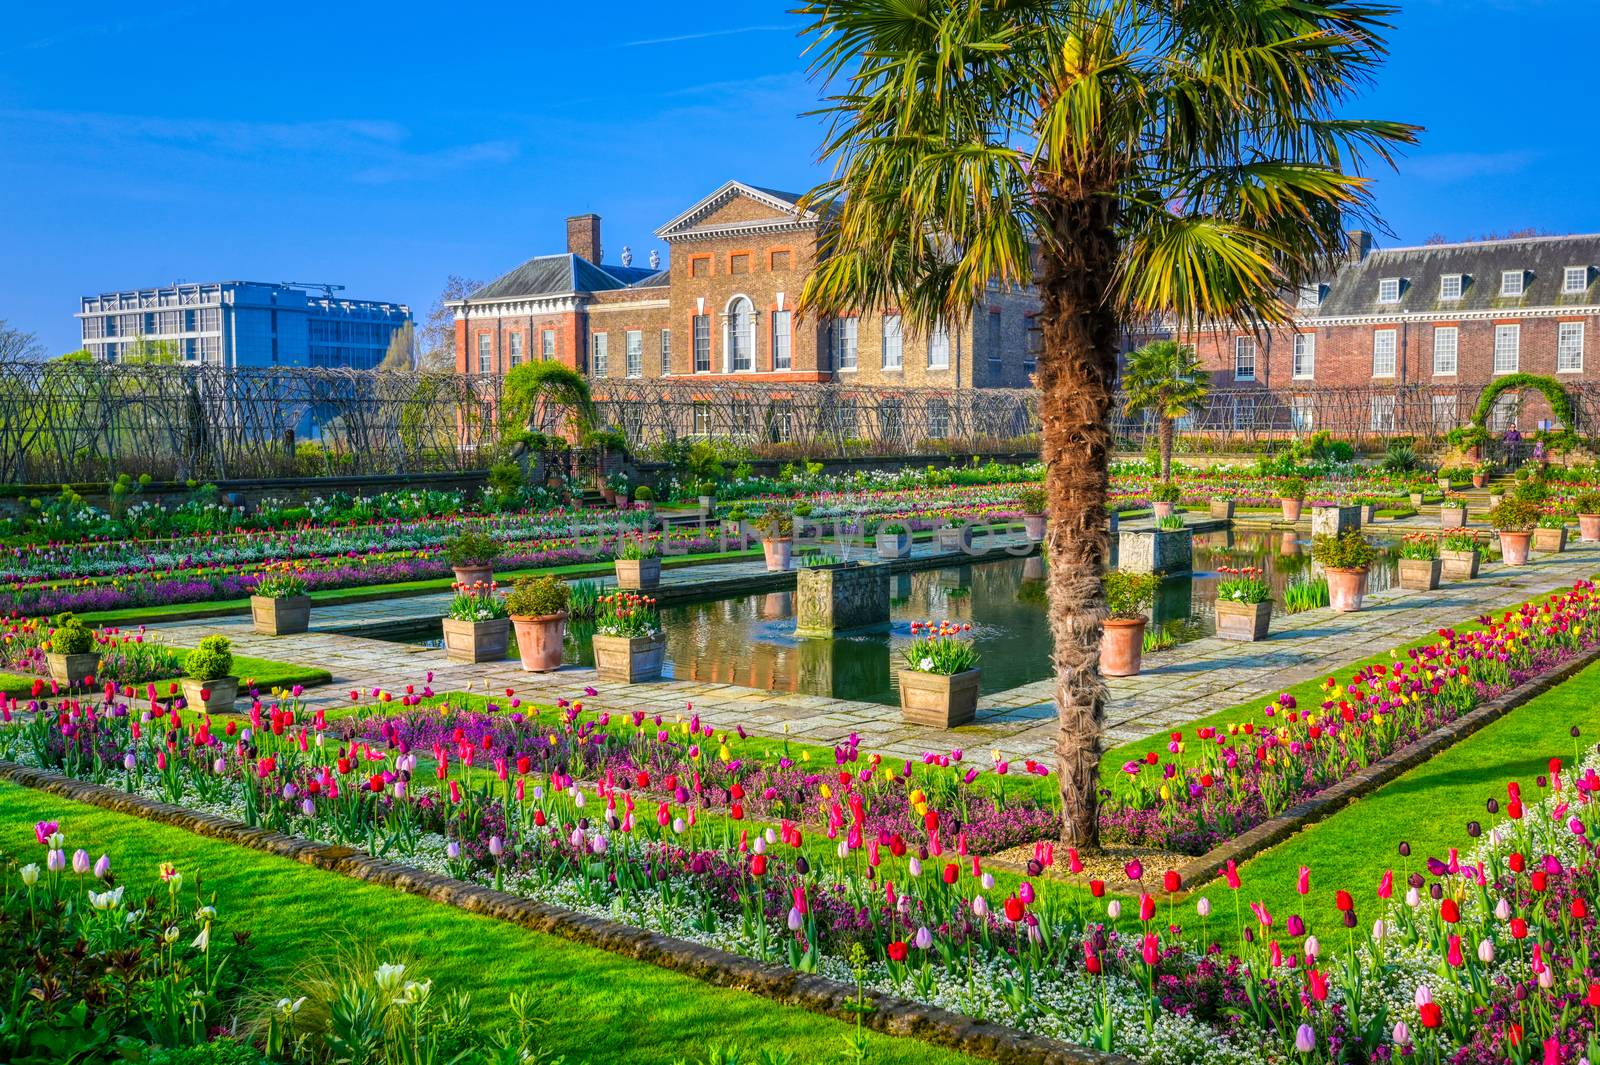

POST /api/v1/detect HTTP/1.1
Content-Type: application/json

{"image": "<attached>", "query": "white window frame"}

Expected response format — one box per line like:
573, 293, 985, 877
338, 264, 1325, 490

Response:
693, 314, 711, 373
1439, 274, 1463, 301
1291, 333, 1315, 379
1369, 394, 1396, 432
625, 329, 643, 378
1565, 267, 1589, 294
476, 333, 491, 375
832, 317, 858, 371
541, 329, 555, 360
1233, 336, 1256, 381
724, 296, 756, 372
1493, 324, 1520, 374
771, 312, 791, 371
508, 332, 523, 366
1377, 277, 1402, 303
1501, 270, 1525, 297
1371, 328, 1397, 378
659, 329, 671, 375
882, 314, 903, 370
1296, 284, 1323, 310
928, 321, 951, 369
1432, 326, 1458, 376
1558, 321, 1585, 373
1431, 394, 1458, 434
591, 332, 608, 377
1290, 395, 1314, 432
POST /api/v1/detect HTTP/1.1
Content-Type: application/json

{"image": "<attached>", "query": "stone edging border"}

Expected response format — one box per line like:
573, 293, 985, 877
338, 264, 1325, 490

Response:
0, 760, 1133, 1065
1106, 639, 1600, 896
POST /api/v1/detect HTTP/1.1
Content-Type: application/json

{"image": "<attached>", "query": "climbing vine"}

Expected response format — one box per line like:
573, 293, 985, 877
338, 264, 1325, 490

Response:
1471, 373, 1576, 429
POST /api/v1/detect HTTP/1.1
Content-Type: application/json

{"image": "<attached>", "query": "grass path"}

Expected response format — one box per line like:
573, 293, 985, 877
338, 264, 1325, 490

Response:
0, 778, 984, 1065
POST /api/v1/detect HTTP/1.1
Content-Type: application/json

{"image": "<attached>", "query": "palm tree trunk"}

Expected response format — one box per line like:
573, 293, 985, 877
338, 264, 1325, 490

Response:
1035, 175, 1121, 850
1159, 416, 1174, 481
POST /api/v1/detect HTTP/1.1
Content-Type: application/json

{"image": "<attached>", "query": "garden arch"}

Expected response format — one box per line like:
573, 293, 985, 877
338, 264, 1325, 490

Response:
1471, 373, 1576, 431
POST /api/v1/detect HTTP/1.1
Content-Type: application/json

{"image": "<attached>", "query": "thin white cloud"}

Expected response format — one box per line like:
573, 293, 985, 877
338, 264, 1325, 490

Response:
622, 24, 790, 47
1406, 150, 1538, 183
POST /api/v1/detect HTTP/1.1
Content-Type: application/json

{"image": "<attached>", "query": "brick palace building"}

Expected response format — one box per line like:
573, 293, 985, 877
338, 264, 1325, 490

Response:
1175, 231, 1600, 437
451, 180, 1042, 391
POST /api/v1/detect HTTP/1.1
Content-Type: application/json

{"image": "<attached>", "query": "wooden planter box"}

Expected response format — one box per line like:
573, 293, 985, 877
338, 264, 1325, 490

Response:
614, 557, 662, 590
251, 595, 310, 636
936, 526, 973, 552
1534, 526, 1568, 553
875, 531, 912, 560
1440, 506, 1467, 528
1409, 492, 1425, 507
1208, 499, 1235, 520
1215, 599, 1272, 641
592, 633, 665, 684
1441, 548, 1480, 580
1398, 557, 1442, 591
180, 676, 239, 715
46, 651, 100, 686
441, 617, 510, 664
898, 668, 981, 728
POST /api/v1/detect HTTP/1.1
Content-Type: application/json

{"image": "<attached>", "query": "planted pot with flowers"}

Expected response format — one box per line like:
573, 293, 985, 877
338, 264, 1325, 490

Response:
1579, 492, 1600, 542
1310, 530, 1378, 612
614, 535, 662, 590
1279, 477, 1306, 522
1488, 498, 1540, 565
45, 612, 99, 686
1100, 571, 1158, 676
875, 520, 912, 559
1396, 533, 1442, 591
1472, 461, 1492, 489
1150, 482, 1181, 520
1441, 529, 1482, 580
754, 511, 794, 571
1017, 485, 1046, 541
250, 568, 311, 636
1439, 496, 1468, 528
504, 575, 569, 672
693, 479, 717, 515
444, 532, 503, 587
1534, 513, 1568, 554
180, 634, 237, 714
440, 581, 510, 663
591, 591, 664, 683
1213, 566, 1272, 641
898, 619, 980, 728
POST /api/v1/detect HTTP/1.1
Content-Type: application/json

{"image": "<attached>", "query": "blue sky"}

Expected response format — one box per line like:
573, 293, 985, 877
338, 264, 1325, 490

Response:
2, 0, 1596, 354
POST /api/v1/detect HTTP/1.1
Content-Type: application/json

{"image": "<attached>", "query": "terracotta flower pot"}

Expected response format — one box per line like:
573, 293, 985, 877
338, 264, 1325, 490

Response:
763, 538, 792, 572
614, 557, 662, 590
1472, 474, 1487, 488
1498, 530, 1533, 566
441, 616, 510, 663
1534, 526, 1568, 553
1326, 567, 1367, 612
1581, 514, 1600, 542
510, 612, 567, 672
1397, 557, 1442, 591
180, 676, 239, 715
1441, 548, 1480, 580
1281, 499, 1303, 522
1440, 506, 1466, 528
452, 564, 494, 588
46, 651, 100, 686
1152, 501, 1175, 520
1022, 514, 1047, 541
1100, 617, 1146, 677
1215, 599, 1272, 641
898, 668, 981, 728
592, 633, 665, 683
251, 594, 310, 636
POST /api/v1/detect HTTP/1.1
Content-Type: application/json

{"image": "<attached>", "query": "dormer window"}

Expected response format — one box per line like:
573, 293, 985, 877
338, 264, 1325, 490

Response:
1565, 266, 1590, 294
1296, 283, 1324, 310
1501, 270, 1525, 297
1377, 278, 1402, 303
1440, 274, 1463, 300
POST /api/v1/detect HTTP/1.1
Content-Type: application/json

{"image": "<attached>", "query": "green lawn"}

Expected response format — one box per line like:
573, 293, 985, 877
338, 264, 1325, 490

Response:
0, 779, 984, 1065
0, 652, 329, 700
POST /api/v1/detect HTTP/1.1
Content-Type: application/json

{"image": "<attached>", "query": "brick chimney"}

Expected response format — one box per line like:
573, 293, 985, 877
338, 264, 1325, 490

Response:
1346, 229, 1372, 263
567, 214, 602, 263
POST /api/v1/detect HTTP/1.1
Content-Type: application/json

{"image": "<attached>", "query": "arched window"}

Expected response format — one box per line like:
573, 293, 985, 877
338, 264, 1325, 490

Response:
726, 296, 755, 372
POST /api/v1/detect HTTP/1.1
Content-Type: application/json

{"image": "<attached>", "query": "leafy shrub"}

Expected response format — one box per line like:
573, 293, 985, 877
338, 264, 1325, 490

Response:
1150, 482, 1181, 504
1279, 477, 1307, 501
878, 521, 909, 536
1576, 491, 1600, 514
1016, 486, 1046, 514
1104, 571, 1159, 619
444, 533, 503, 568
1488, 498, 1542, 531
50, 613, 94, 656
1310, 531, 1378, 570
184, 635, 234, 680
145, 1041, 270, 1065
633, 485, 655, 502
504, 575, 569, 618
1380, 441, 1419, 473
1155, 515, 1185, 530
567, 579, 601, 620
752, 511, 794, 540
253, 569, 307, 599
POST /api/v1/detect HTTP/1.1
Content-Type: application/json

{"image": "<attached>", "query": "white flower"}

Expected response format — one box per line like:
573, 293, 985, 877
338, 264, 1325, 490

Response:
19, 863, 38, 887
191, 924, 211, 952
374, 963, 408, 995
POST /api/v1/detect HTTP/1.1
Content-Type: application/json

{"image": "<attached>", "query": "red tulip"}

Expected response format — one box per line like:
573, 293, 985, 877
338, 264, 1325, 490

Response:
1419, 1002, 1442, 1029
886, 940, 908, 962
1440, 898, 1460, 923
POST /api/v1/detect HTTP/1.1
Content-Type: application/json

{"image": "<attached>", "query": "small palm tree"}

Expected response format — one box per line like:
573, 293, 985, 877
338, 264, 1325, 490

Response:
795, 0, 1415, 847
1122, 341, 1209, 482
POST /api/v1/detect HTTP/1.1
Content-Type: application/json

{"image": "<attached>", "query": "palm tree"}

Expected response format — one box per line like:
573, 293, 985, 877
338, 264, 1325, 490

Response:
1122, 340, 1209, 482
795, 0, 1415, 847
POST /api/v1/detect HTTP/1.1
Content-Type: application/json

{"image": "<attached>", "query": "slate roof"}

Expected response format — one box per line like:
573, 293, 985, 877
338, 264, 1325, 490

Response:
1314, 234, 1600, 318
469, 254, 662, 301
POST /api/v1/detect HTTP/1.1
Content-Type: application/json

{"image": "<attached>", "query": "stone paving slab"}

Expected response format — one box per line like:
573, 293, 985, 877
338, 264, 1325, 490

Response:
149, 537, 1600, 764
